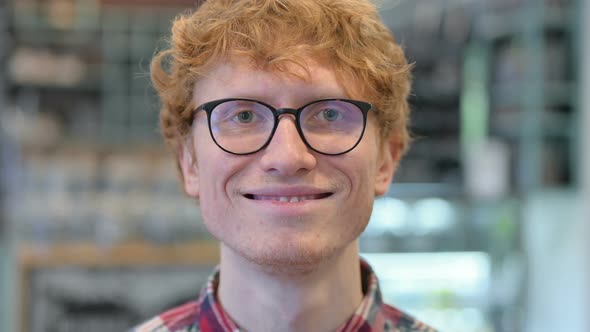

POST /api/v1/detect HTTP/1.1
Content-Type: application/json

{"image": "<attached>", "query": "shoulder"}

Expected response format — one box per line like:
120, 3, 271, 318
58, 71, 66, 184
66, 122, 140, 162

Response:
130, 301, 201, 332
381, 303, 439, 332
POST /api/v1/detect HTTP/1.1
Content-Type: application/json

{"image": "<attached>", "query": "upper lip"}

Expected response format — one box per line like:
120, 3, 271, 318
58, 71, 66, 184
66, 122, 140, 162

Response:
241, 186, 333, 198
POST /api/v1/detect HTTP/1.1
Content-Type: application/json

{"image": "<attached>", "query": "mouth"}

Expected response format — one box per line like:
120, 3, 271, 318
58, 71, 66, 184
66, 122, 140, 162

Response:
243, 192, 333, 203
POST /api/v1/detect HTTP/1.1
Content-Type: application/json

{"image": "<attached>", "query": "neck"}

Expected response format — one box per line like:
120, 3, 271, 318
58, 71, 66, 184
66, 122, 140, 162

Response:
217, 242, 363, 332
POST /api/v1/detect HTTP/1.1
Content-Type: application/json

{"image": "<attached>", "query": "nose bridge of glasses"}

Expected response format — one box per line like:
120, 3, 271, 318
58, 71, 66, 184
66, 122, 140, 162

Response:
269, 107, 307, 148
275, 107, 299, 120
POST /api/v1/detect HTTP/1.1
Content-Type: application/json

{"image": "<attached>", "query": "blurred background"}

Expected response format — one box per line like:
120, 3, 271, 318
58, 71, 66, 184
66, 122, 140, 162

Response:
0, 0, 588, 331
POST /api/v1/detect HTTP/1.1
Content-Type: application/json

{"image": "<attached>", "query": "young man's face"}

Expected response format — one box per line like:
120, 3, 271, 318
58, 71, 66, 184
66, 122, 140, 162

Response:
180, 60, 400, 270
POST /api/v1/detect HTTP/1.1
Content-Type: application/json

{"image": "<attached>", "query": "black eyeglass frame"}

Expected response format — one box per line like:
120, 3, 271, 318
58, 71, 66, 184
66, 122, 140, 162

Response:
193, 98, 374, 156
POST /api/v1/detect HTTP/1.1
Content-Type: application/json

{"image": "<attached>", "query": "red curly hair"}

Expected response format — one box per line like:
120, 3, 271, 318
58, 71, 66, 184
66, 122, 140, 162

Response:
151, 0, 412, 176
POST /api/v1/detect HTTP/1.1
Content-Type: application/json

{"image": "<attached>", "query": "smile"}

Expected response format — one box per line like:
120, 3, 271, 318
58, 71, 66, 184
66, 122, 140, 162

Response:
244, 193, 332, 202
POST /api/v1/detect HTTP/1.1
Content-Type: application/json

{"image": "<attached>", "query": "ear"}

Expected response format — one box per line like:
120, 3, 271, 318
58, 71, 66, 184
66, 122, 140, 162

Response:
179, 142, 200, 198
374, 133, 402, 196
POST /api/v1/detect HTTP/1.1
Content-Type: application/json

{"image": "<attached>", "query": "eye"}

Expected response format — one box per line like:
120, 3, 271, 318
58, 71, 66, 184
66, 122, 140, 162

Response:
234, 110, 254, 123
321, 108, 343, 121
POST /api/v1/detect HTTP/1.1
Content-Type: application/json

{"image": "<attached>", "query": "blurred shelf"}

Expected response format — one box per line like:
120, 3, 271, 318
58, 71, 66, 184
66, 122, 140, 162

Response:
386, 182, 464, 198
413, 82, 461, 106
12, 29, 101, 48
544, 7, 577, 31
491, 111, 574, 139
406, 41, 467, 68
19, 240, 219, 269
479, 6, 575, 40
10, 16, 100, 34
492, 81, 576, 109
3, 3, 177, 147
477, 1, 579, 191
7, 81, 101, 94
18, 239, 218, 332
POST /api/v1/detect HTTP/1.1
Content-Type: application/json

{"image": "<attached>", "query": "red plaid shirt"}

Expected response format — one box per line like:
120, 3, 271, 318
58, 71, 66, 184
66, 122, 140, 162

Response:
131, 260, 438, 332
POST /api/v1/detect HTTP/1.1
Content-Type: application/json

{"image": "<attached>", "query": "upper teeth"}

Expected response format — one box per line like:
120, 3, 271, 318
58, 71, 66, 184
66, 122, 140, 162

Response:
280, 196, 311, 202
258, 195, 317, 202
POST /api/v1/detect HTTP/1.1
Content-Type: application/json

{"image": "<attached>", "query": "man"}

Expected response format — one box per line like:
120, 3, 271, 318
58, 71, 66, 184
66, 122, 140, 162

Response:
133, 0, 437, 331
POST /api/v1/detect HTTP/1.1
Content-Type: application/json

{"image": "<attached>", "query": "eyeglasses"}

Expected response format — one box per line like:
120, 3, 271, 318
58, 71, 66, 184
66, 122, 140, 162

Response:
194, 98, 373, 156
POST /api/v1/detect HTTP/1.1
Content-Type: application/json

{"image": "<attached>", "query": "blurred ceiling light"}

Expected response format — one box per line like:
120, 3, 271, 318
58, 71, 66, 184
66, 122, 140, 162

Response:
411, 198, 457, 235
367, 197, 409, 236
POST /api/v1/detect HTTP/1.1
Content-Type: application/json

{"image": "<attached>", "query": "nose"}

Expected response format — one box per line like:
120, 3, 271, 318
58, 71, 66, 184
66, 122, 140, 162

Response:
259, 116, 317, 176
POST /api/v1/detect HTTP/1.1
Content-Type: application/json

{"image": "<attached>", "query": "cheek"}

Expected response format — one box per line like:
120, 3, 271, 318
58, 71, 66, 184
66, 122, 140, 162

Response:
194, 147, 252, 211
339, 147, 379, 217
196, 165, 236, 241
334, 159, 376, 219
345, 148, 379, 196
350, 165, 374, 196
197, 157, 232, 202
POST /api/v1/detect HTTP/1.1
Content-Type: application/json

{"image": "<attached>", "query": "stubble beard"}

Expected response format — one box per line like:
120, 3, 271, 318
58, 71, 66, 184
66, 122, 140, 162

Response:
219, 219, 367, 277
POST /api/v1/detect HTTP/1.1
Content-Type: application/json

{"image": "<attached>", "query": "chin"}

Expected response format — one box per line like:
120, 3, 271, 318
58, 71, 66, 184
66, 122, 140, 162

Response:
232, 237, 344, 276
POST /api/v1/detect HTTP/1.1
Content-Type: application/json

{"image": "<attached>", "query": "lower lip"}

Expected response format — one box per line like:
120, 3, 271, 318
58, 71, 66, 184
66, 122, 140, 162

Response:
242, 196, 330, 216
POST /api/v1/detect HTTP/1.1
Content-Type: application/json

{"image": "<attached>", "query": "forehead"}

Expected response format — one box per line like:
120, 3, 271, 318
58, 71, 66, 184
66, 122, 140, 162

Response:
192, 59, 361, 106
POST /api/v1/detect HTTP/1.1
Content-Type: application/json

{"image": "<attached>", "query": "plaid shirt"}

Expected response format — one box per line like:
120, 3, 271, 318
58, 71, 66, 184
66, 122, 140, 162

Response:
131, 260, 438, 332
